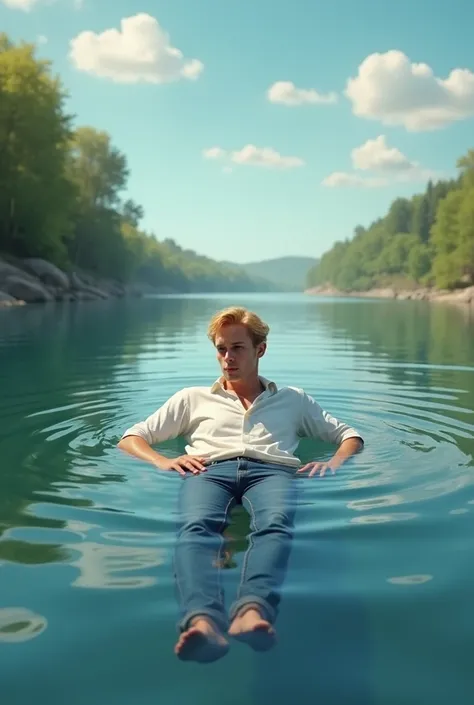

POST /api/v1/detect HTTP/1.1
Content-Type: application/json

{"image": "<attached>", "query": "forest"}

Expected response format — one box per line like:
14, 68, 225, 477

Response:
306, 150, 474, 292
0, 34, 271, 294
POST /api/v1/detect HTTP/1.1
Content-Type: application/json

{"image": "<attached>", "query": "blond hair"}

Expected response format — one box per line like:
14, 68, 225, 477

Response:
207, 306, 269, 347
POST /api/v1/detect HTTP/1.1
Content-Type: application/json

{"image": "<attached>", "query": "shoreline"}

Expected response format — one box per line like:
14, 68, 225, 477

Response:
2, 255, 473, 309
304, 285, 474, 306
0, 256, 171, 308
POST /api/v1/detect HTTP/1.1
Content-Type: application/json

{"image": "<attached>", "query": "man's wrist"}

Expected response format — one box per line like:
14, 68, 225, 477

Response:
151, 452, 170, 469
328, 457, 343, 470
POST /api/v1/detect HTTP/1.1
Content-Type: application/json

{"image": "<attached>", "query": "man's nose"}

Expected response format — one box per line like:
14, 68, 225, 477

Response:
224, 351, 234, 361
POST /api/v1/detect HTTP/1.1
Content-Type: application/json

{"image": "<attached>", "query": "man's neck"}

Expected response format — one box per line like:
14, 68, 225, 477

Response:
224, 376, 264, 400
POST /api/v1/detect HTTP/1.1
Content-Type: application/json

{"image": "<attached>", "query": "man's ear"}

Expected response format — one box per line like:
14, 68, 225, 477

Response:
257, 343, 266, 358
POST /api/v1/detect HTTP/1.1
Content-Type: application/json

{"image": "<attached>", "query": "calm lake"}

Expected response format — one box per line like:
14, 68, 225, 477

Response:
1, 293, 474, 705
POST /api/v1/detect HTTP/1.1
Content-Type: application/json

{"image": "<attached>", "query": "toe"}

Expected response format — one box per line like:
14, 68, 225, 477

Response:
230, 622, 276, 652
176, 630, 229, 664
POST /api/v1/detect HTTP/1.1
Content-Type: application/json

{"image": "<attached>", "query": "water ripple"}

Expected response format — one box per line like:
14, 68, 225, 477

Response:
1, 295, 474, 704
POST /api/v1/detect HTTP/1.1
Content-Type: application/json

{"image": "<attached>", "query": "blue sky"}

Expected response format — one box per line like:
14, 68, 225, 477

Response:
2, 0, 474, 264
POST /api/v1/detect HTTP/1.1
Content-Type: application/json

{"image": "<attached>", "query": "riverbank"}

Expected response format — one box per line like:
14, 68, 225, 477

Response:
0, 256, 169, 308
304, 284, 474, 306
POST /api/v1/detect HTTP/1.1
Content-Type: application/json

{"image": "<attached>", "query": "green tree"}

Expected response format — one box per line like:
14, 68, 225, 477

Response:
430, 153, 474, 288
458, 150, 474, 187
0, 34, 74, 262
412, 192, 431, 243
122, 199, 144, 228
66, 127, 131, 276
385, 198, 413, 236
408, 243, 432, 281
67, 127, 129, 210
375, 233, 419, 276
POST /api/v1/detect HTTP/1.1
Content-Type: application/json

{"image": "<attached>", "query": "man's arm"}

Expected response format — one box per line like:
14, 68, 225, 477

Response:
328, 436, 363, 466
118, 435, 172, 468
118, 435, 206, 476
117, 390, 207, 476
297, 436, 363, 478
297, 391, 364, 477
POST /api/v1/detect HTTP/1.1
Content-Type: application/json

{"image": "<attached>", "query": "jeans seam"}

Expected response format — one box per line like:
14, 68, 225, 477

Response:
238, 495, 258, 601
216, 495, 236, 605
175, 491, 236, 632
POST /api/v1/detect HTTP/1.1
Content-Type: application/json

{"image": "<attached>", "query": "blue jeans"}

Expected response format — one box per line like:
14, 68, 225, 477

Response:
173, 456, 298, 633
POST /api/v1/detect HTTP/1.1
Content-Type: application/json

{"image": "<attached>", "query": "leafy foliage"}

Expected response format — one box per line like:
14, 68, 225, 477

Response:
306, 159, 472, 292
0, 34, 74, 264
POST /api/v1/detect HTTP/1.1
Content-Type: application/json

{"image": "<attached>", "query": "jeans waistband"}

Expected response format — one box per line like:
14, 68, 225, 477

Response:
207, 455, 273, 467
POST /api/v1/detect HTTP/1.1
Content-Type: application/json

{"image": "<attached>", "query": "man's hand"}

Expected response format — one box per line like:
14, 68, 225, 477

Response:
160, 454, 207, 477
297, 437, 364, 478
297, 461, 337, 478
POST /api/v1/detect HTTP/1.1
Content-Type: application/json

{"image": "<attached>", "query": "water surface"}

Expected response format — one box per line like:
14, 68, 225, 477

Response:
1, 294, 474, 705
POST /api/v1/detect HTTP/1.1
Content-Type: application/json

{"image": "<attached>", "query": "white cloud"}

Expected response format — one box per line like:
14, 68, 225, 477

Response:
231, 145, 304, 168
203, 144, 304, 170
267, 81, 337, 106
323, 135, 437, 188
2, 0, 39, 9
322, 172, 388, 188
346, 50, 474, 131
202, 147, 226, 160
37, 34, 48, 45
352, 135, 414, 172
69, 13, 204, 84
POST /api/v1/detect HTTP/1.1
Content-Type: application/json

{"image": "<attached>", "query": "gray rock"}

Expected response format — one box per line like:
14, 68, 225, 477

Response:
0, 290, 16, 303
3, 275, 54, 303
0, 290, 26, 307
81, 284, 109, 299
69, 271, 90, 291
65, 278, 109, 299
434, 286, 474, 304
71, 269, 96, 287
22, 258, 70, 290
56, 290, 77, 302
0, 259, 37, 286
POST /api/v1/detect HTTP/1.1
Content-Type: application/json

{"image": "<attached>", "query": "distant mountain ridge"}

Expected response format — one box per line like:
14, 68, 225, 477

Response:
225, 256, 319, 291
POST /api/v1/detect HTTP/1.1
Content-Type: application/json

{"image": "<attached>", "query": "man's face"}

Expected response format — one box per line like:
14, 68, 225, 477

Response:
214, 324, 265, 383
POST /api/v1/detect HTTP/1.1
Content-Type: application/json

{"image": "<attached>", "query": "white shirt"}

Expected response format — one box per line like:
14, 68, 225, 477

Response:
121, 376, 363, 468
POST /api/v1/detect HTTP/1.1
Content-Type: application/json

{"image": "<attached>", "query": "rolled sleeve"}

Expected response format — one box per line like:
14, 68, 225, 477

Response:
299, 391, 363, 446
121, 390, 190, 445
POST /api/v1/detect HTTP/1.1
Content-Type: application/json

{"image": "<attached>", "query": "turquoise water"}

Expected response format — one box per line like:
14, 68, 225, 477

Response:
1, 293, 474, 705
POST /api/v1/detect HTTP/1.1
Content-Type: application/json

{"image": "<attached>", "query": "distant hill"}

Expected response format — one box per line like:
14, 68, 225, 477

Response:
229, 256, 319, 291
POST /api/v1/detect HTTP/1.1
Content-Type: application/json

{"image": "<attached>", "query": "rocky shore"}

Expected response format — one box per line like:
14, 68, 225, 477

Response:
0, 256, 158, 308
304, 284, 474, 306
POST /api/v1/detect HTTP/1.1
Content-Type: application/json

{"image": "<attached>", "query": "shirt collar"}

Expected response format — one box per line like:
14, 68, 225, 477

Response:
211, 375, 277, 395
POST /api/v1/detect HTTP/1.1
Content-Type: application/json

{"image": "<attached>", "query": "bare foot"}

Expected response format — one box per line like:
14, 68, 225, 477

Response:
174, 618, 229, 664
228, 608, 276, 652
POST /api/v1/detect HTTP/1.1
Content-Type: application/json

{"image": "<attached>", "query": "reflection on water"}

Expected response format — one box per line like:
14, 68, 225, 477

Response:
0, 608, 47, 643
387, 575, 434, 585
348, 494, 405, 510
70, 542, 165, 590
449, 508, 469, 515
0, 295, 474, 705
350, 512, 419, 524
